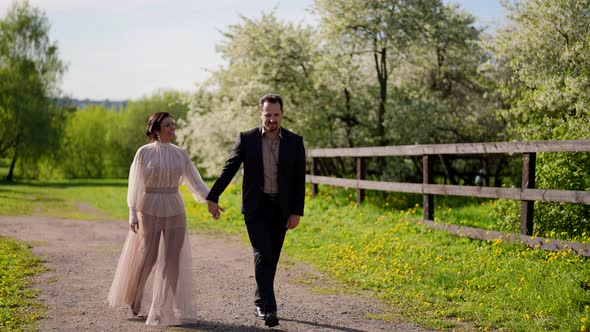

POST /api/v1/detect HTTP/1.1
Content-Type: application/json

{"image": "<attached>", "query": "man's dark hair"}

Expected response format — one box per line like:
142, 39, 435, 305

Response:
259, 93, 283, 111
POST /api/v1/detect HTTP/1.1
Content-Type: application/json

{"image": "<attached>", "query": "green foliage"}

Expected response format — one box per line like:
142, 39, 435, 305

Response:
491, 0, 590, 237
59, 105, 116, 178
12, 90, 190, 179
489, 197, 520, 234
494, 0, 590, 139
0, 237, 46, 332
0, 0, 66, 180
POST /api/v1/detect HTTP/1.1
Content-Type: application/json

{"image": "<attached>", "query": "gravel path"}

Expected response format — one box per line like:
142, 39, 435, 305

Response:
0, 215, 431, 332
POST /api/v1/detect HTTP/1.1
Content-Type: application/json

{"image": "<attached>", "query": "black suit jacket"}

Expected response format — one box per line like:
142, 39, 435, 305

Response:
206, 127, 306, 219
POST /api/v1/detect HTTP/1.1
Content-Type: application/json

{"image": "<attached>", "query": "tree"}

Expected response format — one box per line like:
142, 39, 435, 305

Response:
177, 13, 320, 176
494, 0, 590, 140
491, 0, 590, 236
314, 0, 504, 182
0, 0, 65, 180
53, 91, 190, 179
314, 0, 445, 147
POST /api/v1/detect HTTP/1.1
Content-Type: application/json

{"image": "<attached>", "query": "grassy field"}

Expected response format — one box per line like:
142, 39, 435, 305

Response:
0, 237, 46, 332
1, 179, 590, 331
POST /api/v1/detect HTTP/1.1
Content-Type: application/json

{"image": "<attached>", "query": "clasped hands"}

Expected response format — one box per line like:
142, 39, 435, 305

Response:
207, 200, 225, 220
206, 200, 300, 230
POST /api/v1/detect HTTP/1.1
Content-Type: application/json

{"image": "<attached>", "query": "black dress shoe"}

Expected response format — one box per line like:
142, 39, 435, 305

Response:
264, 312, 279, 327
255, 306, 266, 320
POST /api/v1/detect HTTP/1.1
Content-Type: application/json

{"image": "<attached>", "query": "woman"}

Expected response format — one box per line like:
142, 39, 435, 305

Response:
108, 112, 209, 326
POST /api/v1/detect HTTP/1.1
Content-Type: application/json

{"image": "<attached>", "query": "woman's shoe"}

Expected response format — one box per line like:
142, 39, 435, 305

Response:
131, 301, 140, 316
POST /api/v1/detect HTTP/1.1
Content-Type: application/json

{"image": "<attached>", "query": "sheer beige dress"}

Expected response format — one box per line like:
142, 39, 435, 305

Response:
107, 141, 209, 326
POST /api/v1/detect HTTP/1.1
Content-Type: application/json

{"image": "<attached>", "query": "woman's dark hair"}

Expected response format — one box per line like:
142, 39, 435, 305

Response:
146, 112, 171, 141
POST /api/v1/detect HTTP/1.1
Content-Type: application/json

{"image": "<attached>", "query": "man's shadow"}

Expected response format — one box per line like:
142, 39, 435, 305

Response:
128, 316, 366, 331
280, 317, 367, 332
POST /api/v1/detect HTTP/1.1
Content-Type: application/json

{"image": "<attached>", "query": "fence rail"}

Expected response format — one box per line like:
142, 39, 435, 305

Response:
307, 139, 590, 157
306, 139, 590, 256
305, 175, 590, 204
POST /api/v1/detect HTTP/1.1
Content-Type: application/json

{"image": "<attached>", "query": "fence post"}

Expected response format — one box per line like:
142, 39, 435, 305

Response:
423, 155, 434, 220
357, 157, 365, 205
311, 157, 318, 198
520, 152, 536, 235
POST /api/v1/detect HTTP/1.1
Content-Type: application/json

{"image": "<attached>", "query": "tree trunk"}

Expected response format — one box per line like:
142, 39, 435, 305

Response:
377, 47, 387, 147
438, 155, 458, 185
494, 159, 505, 187
7, 140, 18, 181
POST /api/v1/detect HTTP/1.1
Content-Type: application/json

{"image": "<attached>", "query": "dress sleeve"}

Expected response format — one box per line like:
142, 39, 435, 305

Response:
182, 151, 210, 203
127, 148, 145, 224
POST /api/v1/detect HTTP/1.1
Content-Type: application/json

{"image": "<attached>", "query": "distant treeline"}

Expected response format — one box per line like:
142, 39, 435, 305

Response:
56, 97, 128, 112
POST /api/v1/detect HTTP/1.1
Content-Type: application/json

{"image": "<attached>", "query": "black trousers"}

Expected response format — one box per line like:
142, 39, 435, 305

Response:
244, 196, 287, 312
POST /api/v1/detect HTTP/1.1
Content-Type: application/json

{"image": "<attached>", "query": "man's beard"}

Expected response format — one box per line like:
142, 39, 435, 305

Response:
265, 123, 279, 132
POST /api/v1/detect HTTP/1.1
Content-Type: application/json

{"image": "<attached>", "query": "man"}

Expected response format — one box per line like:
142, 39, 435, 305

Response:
206, 93, 306, 327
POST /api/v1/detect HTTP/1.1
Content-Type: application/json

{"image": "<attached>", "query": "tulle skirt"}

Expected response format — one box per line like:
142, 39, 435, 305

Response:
107, 212, 195, 326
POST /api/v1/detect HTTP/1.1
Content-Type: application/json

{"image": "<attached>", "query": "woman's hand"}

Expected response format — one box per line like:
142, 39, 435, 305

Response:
286, 215, 301, 230
207, 200, 225, 220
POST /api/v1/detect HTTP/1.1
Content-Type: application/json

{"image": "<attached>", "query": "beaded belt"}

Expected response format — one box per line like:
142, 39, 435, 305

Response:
145, 187, 178, 194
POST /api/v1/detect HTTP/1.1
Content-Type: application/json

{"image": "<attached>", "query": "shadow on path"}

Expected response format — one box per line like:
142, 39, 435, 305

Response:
281, 317, 368, 332
128, 317, 271, 331
127, 316, 366, 332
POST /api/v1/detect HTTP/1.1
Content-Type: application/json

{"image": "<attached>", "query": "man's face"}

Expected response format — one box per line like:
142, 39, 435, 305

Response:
259, 101, 283, 133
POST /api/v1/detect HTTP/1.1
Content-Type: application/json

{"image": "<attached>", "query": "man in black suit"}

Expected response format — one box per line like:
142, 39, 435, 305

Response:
206, 93, 305, 327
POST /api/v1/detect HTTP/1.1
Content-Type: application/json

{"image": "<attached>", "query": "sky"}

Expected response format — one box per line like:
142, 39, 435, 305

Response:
0, 0, 507, 101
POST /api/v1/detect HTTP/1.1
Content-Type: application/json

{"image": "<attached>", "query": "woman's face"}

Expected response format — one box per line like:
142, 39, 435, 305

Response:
155, 116, 176, 142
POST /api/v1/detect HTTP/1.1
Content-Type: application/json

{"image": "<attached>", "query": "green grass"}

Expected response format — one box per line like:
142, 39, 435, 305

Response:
1, 179, 590, 331
186, 184, 590, 331
0, 237, 46, 332
291, 195, 590, 331
0, 179, 128, 220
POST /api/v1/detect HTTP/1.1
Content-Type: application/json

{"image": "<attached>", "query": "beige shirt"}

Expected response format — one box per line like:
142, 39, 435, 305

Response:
261, 127, 282, 194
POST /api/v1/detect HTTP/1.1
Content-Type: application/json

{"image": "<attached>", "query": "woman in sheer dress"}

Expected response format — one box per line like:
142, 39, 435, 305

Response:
107, 112, 209, 326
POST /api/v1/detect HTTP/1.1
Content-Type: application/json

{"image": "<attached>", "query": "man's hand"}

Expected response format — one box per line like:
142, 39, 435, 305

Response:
207, 200, 225, 220
286, 215, 301, 230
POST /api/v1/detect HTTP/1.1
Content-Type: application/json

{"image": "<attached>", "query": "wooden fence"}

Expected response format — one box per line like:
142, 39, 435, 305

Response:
306, 139, 590, 256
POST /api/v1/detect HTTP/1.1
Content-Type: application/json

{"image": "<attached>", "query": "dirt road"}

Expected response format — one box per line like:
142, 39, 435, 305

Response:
0, 215, 430, 331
